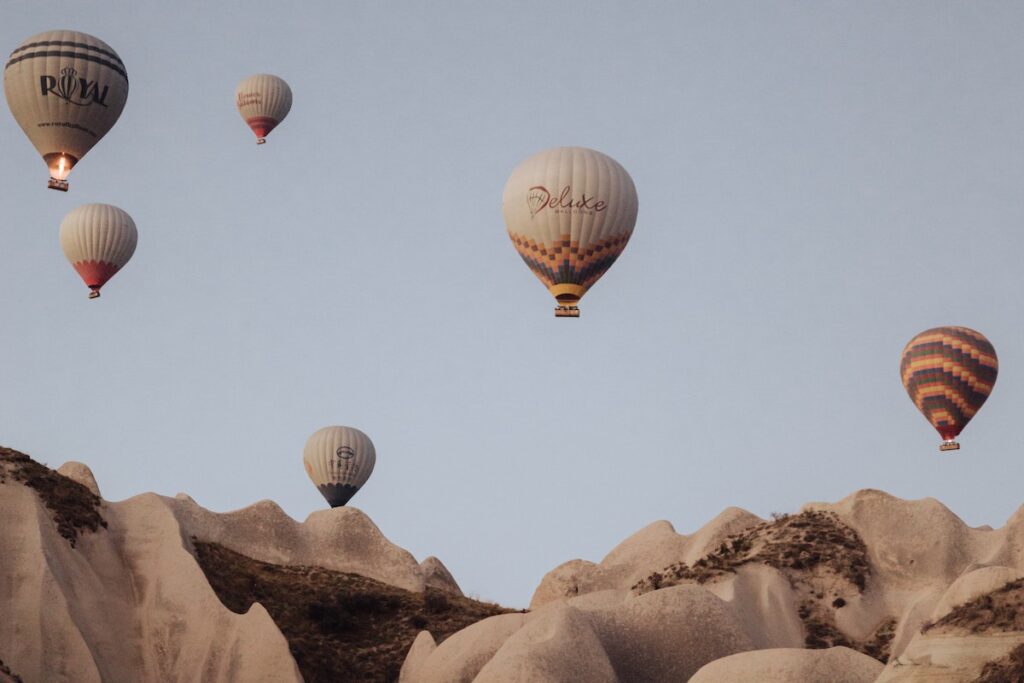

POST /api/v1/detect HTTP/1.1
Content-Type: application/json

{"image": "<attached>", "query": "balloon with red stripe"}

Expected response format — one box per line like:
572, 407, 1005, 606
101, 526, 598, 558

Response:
899, 326, 998, 451
59, 204, 137, 299
235, 74, 291, 145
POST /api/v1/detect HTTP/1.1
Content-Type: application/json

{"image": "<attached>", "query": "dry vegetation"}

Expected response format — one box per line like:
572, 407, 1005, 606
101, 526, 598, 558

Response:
193, 541, 514, 683
0, 658, 23, 683
0, 446, 106, 547
975, 644, 1024, 683
633, 510, 869, 593
923, 578, 1024, 635
632, 510, 896, 662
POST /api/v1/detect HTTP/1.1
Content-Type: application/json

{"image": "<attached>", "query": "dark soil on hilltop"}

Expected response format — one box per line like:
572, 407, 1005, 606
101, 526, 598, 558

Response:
632, 509, 895, 662
0, 446, 106, 547
632, 510, 870, 594
923, 578, 1024, 635
193, 541, 514, 683
975, 644, 1024, 683
0, 657, 24, 683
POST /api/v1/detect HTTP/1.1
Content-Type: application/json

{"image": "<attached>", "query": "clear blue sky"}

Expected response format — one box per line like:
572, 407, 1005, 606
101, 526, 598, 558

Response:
3, 2, 1024, 607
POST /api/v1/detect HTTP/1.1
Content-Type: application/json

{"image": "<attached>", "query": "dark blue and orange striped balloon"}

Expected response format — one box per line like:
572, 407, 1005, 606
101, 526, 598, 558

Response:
900, 327, 998, 451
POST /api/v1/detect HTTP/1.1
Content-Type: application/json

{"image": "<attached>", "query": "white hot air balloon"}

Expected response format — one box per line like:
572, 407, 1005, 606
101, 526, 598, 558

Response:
59, 204, 137, 299
4, 30, 129, 191
236, 74, 291, 145
303, 426, 375, 507
503, 147, 639, 317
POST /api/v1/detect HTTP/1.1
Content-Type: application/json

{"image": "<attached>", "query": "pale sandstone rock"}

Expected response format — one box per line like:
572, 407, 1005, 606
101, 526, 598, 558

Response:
690, 646, 883, 683
57, 461, 100, 497
930, 565, 1024, 622
528, 558, 605, 609
398, 630, 436, 682
0, 483, 301, 683
677, 506, 763, 567
420, 556, 462, 594
474, 604, 617, 683
407, 613, 527, 683
435, 489, 1024, 680
529, 507, 761, 610
876, 632, 1024, 682
170, 496, 435, 593
585, 584, 755, 681
703, 564, 804, 649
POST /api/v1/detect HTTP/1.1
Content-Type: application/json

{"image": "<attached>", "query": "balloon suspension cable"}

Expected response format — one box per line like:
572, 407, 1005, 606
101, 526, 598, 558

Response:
48, 178, 69, 192
939, 440, 960, 452
88, 290, 100, 300
256, 138, 266, 145
554, 305, 580, 318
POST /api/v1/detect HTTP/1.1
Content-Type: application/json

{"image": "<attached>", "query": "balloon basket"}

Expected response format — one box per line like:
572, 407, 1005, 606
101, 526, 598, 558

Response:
554, 306, 580, 318
256, 138, 266, 145
48, 178, 69, 192
88, 291, 100, 300
939, 440, 960, 452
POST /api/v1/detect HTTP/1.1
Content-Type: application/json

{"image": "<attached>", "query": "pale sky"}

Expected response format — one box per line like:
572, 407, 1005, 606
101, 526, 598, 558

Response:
3, 2, 1024, 608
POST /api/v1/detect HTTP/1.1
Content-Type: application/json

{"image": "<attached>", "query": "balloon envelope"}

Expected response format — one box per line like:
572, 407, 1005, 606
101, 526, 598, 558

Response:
303, 426, 375, 507
4, 30, 128, 190
900, 326, 997, 446
59, 204, 137, 298
236, 74, 291, 144
503, 147, 638, 316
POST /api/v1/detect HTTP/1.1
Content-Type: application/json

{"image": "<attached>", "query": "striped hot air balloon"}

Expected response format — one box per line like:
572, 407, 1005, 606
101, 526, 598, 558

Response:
303, 426, 375, 508
235, 74, 291, 145
900, 326, 998, 451
59, 204, 137, 299
503, 147, 639, 318
4, 30, 129, 191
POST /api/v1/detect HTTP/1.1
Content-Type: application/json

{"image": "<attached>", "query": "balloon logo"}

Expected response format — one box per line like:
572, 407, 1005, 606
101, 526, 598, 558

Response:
4, 30, 129, 191
900, 326, 998, 451
504, 147, 638, 318
303, 426, 375, 508
57, 68, 79, 102
526, 187, 548, 217
235, 74, 292, 145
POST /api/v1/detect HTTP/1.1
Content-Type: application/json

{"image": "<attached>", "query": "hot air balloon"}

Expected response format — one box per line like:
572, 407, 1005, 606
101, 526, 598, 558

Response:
900, 326, 998, 451
303, 426, 375, 507
60, 204, 137, 299
4, 30, 129, 191
236, 74, 291, 145
503, 147, 638, 317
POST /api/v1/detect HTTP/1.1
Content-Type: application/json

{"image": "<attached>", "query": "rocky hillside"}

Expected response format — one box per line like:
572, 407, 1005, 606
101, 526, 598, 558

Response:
0, 446, 504, 683
5, 444, 1024, 682
401, 489, 1024, 682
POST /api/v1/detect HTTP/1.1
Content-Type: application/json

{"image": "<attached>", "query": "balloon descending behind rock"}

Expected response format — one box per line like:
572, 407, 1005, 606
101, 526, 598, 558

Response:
303, 426, 375, 507
900, 326, 997, 451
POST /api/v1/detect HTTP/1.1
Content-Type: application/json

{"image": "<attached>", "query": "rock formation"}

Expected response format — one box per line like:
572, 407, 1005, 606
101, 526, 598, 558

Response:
0, 447, 474, 683
402, 489, 1024, 682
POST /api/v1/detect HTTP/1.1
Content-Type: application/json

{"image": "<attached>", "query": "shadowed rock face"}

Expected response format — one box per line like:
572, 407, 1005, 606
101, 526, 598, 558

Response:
404, 489, 1024, 683
0, 465, 301, 683
193, 542, 509, 683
